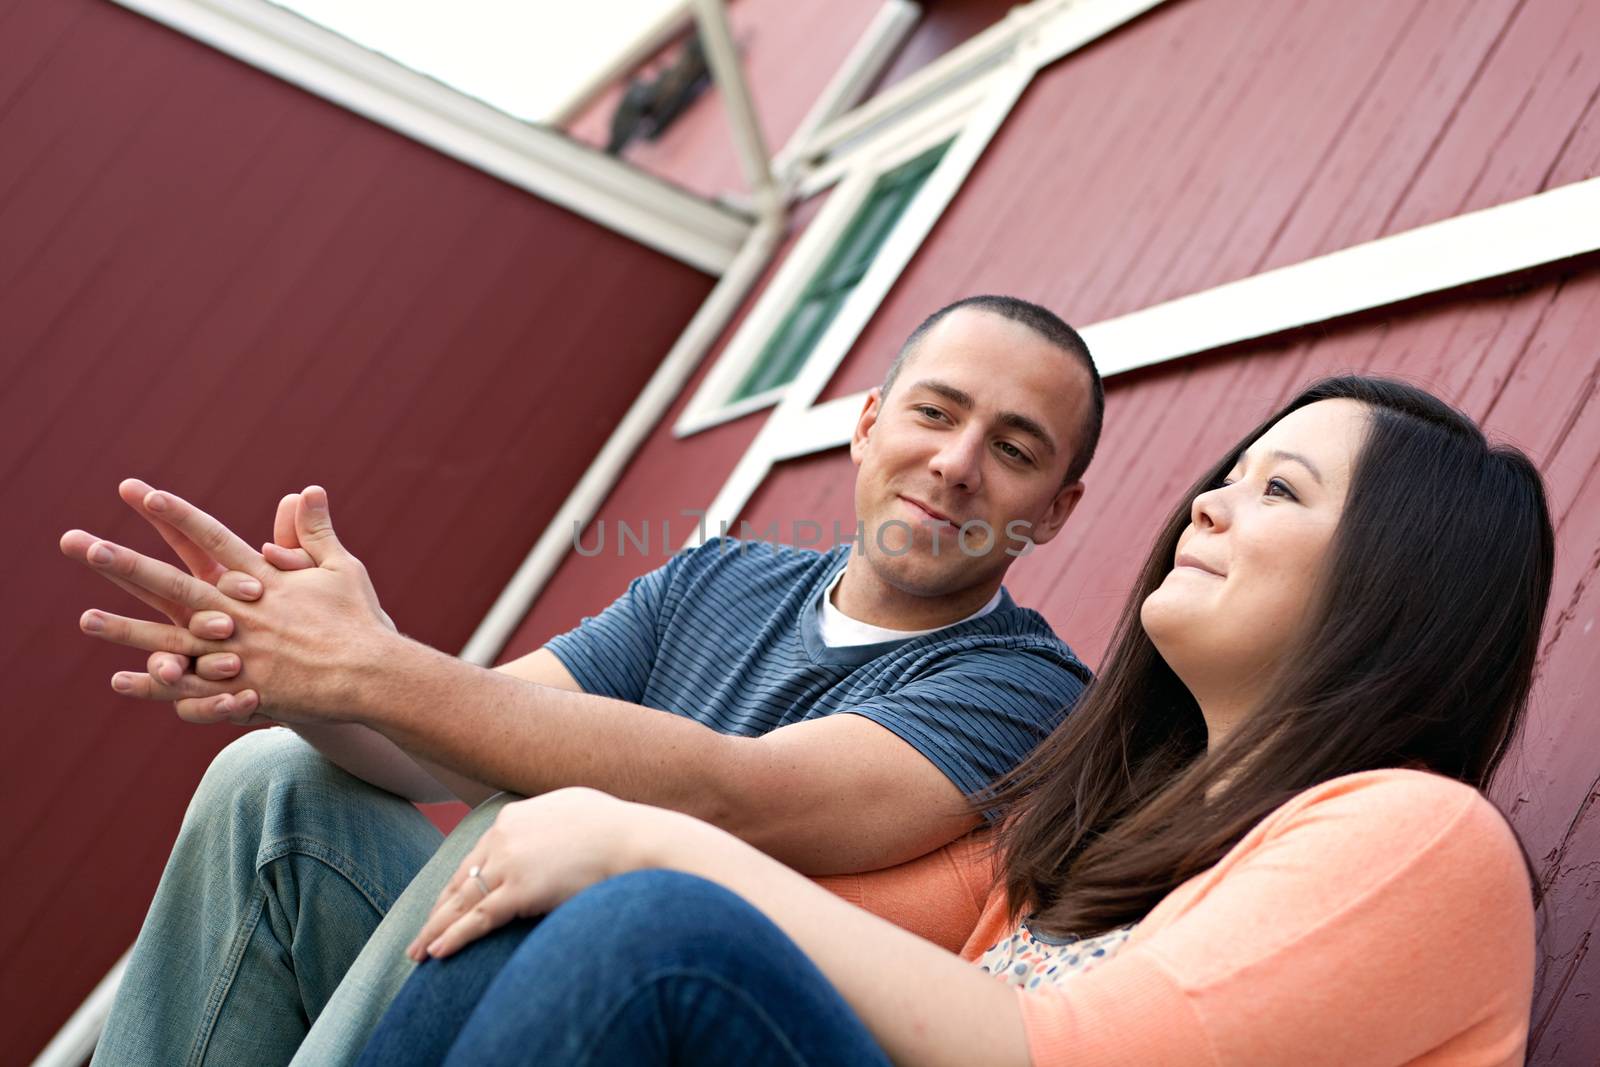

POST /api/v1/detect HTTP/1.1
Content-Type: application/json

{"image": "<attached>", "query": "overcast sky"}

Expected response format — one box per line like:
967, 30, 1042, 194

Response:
273, 0, 683, 121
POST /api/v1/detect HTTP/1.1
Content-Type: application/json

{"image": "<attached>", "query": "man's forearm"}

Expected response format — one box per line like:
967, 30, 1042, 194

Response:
285, 721, 499, 806
284, 722, 456, 803
344, 632, 752, 832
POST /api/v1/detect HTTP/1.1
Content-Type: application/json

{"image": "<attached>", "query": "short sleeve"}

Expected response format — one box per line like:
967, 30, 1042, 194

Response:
544, 548, 692, 702
848, 645, 1087, 802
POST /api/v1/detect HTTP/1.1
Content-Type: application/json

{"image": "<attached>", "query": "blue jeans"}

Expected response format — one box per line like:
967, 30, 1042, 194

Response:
359, 870, 893, 1067
92, 728, 510, 1067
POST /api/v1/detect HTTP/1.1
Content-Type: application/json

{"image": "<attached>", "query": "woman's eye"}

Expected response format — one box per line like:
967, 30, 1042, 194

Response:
1265, 477, 1297, 500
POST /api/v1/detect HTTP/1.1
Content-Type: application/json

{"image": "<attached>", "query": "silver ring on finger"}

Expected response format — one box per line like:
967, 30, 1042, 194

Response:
468, 864, 491, 898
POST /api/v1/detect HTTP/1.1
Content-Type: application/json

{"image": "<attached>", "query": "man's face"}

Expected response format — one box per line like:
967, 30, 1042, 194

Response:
848, 308, 1091, 599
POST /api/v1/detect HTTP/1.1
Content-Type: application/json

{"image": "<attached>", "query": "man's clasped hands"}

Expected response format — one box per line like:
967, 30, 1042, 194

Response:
61, 479, 397, 727
63, 479, 656, 961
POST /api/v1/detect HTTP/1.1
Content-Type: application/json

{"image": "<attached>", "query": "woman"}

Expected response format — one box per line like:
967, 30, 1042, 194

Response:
362, 376, 1552, 1066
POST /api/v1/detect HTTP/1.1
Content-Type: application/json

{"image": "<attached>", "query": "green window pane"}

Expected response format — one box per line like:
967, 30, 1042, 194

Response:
818, 144, 948, 292
734, 292, 844, 398
816, 185, 916, 292
729, 139, 951, 404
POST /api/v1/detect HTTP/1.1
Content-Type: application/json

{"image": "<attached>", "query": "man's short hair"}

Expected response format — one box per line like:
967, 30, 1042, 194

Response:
882, 295, 1104, 485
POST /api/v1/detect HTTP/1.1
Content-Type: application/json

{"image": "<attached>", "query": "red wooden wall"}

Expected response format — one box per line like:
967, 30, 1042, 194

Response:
517, 0, 1600, 1059
0, 0, 714, 1058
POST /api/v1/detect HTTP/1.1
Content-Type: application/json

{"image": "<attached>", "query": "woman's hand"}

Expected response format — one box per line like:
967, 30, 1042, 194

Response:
412, 790, 1030, 1067
408, 788, 681, 961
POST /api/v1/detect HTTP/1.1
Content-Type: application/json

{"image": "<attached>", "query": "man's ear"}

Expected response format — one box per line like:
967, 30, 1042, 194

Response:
849, 389, 883, 468
1028, 479, 1085, 547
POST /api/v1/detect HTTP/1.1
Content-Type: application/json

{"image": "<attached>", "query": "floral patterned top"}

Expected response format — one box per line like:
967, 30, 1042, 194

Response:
976, 918, 1136, 990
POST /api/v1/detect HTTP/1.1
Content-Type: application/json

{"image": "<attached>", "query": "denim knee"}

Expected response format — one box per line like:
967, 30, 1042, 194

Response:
179, 728, 357, 854
550, 869, 754, 951
189, 727, 331, 813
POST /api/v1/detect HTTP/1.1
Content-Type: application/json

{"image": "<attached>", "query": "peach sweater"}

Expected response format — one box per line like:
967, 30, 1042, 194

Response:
819, 769, 1533, 1066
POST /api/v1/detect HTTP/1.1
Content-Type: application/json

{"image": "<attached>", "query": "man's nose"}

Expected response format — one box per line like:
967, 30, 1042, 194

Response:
929, 430, 984, 492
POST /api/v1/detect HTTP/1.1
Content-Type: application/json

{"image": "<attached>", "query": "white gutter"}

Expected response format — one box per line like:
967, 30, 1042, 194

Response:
457, 213, 787, 665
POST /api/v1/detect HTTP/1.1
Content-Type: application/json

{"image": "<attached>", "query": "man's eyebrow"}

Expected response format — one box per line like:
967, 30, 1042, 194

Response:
908, 379, 1058, 456
911, 379, 974, 409
999, 412, 1057, 456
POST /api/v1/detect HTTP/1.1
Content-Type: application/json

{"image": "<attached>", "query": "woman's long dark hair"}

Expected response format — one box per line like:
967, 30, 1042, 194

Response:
987, 376, 1554, 936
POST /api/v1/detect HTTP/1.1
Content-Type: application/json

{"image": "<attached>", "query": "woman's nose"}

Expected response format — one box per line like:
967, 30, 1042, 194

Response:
1191, 484, 1228, 530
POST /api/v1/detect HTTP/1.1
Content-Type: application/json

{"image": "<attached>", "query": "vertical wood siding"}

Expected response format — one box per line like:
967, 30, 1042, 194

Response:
523, 0, 1600, 1059
0, 0, 713, 1058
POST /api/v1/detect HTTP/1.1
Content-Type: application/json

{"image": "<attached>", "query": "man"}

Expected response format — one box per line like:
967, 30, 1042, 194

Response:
66, 295, 1104, 1065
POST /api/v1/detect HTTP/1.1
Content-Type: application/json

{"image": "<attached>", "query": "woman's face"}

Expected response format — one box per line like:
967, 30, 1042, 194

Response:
1141, 398, 1368, 710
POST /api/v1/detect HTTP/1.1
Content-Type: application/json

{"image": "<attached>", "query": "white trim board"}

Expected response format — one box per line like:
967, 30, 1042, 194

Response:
788, 0, 1049, 171
110, 0, 752, 275
772, 0, 924, 179
692, 0, 779, 217
732, 176, 1600, 510
784, 0, 1168, 188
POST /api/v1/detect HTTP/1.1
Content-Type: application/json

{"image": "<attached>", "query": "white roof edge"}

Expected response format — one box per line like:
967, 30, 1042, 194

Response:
111, 0, 753, 275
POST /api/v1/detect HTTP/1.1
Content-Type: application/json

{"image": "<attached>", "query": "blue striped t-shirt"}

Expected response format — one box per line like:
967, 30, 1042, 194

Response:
545, 538, 1090, 803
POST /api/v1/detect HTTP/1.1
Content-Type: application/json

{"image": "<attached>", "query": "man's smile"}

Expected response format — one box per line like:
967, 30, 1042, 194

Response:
899, 494, 959, 527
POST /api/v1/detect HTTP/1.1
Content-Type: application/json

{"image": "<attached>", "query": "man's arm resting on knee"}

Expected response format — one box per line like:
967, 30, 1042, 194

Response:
355, 642, 979, 875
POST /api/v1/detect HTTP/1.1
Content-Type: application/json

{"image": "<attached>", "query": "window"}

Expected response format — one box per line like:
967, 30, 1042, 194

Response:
729, 141, 950, 401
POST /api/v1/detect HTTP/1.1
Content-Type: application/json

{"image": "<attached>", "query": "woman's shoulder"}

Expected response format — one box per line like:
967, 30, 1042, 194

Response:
1215, 768, 1533, 923
1260, 768, 1520, 856
1131, 769, 1533, 1003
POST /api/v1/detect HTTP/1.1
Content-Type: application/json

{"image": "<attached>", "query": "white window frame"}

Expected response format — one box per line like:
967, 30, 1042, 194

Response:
108, 0, 753, 275
670, 6, 1040, 437
672, 105, 987, 436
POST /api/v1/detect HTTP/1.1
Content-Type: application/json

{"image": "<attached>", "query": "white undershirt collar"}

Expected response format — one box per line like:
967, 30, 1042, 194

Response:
818, 565, 1003, 648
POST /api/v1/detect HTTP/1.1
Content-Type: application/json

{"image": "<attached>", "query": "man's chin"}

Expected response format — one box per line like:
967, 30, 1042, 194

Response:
863, 546, 1005, 598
